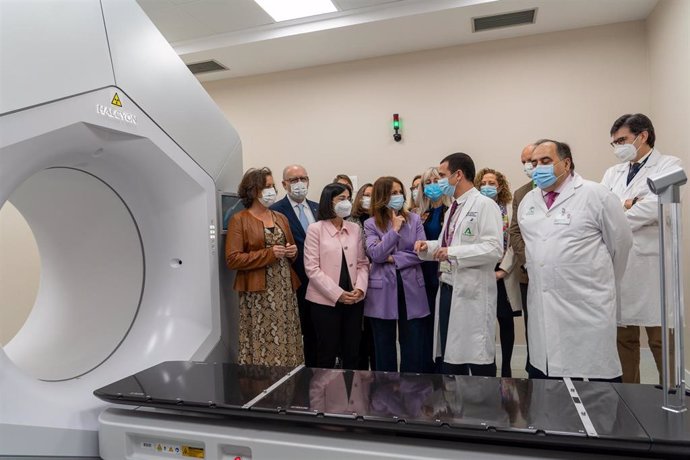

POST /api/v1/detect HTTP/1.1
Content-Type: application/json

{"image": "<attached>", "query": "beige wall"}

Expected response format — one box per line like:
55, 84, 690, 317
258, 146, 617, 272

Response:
646, 0, 690, 369
204, 20, 651, 346
0, 202, 40, 345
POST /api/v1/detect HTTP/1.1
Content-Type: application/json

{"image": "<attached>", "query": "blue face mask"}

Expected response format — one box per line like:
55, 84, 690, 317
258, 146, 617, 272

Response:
437, 177, 456, 197
480, 185, 498, 199
424, 183, 443, 201
532, 164, 558, 190
387, 194, 405, 211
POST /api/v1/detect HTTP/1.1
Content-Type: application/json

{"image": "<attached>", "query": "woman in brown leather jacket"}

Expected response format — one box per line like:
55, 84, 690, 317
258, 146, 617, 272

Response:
226, 167, 303, 366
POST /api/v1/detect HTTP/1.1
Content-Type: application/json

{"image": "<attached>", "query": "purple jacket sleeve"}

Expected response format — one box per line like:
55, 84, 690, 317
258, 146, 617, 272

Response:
392, 215, 424, 270
364, 218, 400, 263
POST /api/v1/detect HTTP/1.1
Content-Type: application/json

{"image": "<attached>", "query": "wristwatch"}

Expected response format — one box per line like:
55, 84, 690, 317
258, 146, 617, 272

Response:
632, 197, 639, 206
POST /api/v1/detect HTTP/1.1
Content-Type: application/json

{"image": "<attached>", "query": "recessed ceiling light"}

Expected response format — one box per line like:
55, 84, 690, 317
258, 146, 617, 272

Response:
254, 0, 337, 22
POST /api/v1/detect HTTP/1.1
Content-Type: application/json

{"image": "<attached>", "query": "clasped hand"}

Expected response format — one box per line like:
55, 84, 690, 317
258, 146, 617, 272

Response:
338, 289, 364, 305
272, 243, 297, 259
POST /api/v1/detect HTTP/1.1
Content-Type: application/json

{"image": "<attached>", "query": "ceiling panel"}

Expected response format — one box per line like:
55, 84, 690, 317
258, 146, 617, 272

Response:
136, 0, 659, 81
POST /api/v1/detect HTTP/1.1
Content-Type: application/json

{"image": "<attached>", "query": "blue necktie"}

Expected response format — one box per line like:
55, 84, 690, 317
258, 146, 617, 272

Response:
298, 203, 309, 233
627, 162, 643, 186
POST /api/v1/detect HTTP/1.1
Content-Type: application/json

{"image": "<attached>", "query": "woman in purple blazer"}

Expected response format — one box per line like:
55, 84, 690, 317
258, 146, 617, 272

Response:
364, 176, 429, 373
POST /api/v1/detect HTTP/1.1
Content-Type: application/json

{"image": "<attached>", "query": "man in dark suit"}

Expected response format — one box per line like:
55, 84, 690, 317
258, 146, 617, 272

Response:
508, 143, 535, 369
271, 164, 319, 367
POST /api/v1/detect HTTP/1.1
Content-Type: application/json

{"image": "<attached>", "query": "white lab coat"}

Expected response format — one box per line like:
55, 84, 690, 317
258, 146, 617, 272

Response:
601, 149, 683, 326
419, 188, 503, 365
518, 173, 632, 379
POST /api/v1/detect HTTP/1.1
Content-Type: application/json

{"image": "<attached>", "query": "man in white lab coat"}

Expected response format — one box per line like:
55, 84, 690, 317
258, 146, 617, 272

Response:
414, 152, 503, 376
518, 140, 632, 381
601, 113, 682, 384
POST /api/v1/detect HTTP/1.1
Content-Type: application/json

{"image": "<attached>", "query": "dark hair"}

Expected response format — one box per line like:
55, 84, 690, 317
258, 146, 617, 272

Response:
610, 113, 656, 148
371, 176, 408, 231
534, 139, 575, 172
317, 183, 350, 221
441, 152, 475, 183
411, 174, 421, 185
238, 167, 273, 208
351, 183, 373, 218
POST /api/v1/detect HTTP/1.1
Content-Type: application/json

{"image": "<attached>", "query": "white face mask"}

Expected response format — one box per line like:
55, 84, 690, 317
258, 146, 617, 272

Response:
613, 135, 640, 163
523, 162, 534, 178
289, 181, 308, 200
411, 189, 419, 203
334, 200, 352, 218
259, 187, 277, 207
361, 196, 371, 211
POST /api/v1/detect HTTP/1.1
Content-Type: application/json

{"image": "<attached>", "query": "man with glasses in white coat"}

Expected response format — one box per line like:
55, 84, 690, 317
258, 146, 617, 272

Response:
601, 114, 682, 384
518, 139, 632, 382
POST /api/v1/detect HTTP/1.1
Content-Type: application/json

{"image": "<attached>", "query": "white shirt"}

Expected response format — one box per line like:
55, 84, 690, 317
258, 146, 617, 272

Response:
287, 194, 315, 224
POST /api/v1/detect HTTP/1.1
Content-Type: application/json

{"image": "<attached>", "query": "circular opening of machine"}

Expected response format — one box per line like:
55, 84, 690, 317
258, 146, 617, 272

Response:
1, 168, 144, 381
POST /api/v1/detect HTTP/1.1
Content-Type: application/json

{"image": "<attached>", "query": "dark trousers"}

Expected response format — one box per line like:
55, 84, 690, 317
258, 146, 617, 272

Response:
527, 363, 622, 383
422, 261, 440, 373
520, 282, 529, 372
311, 301, 363, 370
369, 273, 426, 373
297, 283, 317, 367
357, 317, 376, 370
439, 282, 497, 377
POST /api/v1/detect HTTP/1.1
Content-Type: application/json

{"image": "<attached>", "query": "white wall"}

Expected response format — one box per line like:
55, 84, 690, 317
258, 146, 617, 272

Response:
646, 0, 690, 369
204, 21, 649, 203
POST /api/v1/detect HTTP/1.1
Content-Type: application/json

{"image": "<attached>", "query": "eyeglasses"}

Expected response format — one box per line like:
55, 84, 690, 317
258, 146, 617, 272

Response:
610, 135, 639, 148
285, 176, 309, 184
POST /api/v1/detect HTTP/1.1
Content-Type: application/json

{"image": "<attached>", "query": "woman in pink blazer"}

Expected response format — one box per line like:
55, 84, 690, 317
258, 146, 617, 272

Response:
304, 183, 370, 369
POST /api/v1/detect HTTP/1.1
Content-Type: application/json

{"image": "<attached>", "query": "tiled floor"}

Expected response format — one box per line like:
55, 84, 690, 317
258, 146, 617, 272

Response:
497, 345, 661, 383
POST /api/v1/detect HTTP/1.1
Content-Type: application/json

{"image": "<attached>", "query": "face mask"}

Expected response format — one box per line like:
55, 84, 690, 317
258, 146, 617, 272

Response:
437, 176, 457, 197
289, 181, 308, 200
361, 196, 371, 210
523, 162, 534, 178
411, 189, 419, 203
480, 185, 498, 199
424, 183, 443, 201
613, 135, 640, 163
259, 187, 277, 207
387, 194, 405, 211
334, 200, 352, 218
532, 165, 560, 190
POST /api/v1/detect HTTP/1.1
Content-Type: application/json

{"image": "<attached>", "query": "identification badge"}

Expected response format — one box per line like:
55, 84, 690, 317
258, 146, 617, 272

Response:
439, 261, 452, 273
554, 208, 571, 225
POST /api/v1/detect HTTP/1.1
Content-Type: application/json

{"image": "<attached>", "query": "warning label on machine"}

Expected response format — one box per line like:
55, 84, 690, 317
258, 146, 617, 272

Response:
140, 441, 205, 458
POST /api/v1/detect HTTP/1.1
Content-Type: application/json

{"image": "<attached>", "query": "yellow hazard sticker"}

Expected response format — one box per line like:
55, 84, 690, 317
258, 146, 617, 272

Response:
111, 93, 122, 107
182, 446, 205, 458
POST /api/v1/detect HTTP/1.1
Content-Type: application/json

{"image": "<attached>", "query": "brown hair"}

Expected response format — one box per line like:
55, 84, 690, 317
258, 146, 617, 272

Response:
333, 174, 353, 190
372, 176, 408, 231
474, 167, 512, 206
351, 183, 373, 218
238, 167, 273, 208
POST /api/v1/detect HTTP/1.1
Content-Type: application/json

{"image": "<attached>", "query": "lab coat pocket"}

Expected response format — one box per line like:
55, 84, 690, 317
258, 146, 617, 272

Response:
455, 267, 481, 300
459, 218, 479, 243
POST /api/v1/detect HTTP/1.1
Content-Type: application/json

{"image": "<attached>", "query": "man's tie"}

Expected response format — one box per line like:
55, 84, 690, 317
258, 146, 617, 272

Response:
441, 200, 459, 247
545, 191, 559, 209
297, 203, 310, 233
627, 162, 643, 186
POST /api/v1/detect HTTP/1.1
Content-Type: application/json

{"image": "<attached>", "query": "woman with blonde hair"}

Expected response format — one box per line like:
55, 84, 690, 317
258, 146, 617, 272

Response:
416, 166, 451, 372
364, 176, 429, 373
475, 167, 520, 377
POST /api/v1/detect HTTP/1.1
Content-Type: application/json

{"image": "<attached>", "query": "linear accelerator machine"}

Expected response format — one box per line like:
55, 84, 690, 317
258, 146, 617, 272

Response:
0, 0, 242, 456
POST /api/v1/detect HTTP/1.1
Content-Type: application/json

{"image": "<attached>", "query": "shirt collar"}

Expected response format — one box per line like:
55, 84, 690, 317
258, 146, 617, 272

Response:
325, 219, 349, 236
287, 194, 306, 208
455, 187, 476, 205
541, 172, 572, 197
632, 149, 653, 166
